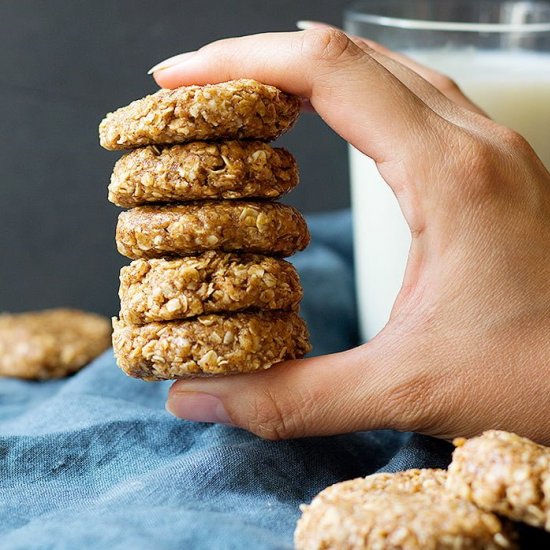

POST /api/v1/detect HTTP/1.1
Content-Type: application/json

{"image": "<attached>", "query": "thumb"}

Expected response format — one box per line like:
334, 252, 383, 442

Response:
166, 337, 429, 440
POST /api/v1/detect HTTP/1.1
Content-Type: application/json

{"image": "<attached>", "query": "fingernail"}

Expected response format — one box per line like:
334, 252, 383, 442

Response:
296, 20, 325, 30
166, 391, 232, 424
147, 51, 197, 75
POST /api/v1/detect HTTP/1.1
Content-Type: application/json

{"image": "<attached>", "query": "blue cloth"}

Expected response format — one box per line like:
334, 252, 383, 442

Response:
0, 211, 545, 549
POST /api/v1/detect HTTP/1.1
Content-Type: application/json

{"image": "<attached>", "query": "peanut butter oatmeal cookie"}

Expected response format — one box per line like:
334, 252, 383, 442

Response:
447, 430, 550, 531
115, 201, 310, 259
99, 79, 301, 150
0, 309, 111, 380
295, 469, 516, 550
112, 311, 311, 380
119, 252, 302, 324
108, 141, 298, 207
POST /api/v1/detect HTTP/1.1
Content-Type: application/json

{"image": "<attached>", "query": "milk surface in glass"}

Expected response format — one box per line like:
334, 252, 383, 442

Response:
350, 49, 550, 341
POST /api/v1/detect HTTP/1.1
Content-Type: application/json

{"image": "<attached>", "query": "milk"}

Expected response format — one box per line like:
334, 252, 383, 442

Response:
352, 50, 550, 341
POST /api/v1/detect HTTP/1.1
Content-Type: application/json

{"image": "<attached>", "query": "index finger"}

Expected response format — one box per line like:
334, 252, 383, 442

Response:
152, 29, 449, 166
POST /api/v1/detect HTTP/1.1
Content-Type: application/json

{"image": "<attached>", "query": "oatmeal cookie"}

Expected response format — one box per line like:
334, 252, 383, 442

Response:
108, 141, 298, 207
112, 310, 311, 380
115, 201, 310, 259
0, 309, 111, 380
119, 252, 302, 324
295, 469, 516, 550
447, 430, 550, 530
99, 79, 301, 150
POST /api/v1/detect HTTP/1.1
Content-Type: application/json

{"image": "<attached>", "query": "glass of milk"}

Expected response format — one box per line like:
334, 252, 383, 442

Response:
344, 0, 550, 342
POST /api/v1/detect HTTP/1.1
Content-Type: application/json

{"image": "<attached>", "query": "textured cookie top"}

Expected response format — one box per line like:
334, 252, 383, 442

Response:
447, 430, 550, 530
119, 252, 303, 324
0, 309, 111, 380
116, 201, 310, 259
112, 311, 311, 380
295, 468, 516, 550
99, 79, 301, 150
108, 141, 299, 207
315, 469, 448, 502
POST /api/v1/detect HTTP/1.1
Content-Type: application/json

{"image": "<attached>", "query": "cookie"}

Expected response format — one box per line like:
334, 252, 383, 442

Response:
112, 310, 311, 380
108, 141, 298, 207
447, 430, 550, 530
115, 201, 310, 259
0, 309, 111, 380
295, 469, 516, 550
119, 252, 302, 324
99, 79, 301, 150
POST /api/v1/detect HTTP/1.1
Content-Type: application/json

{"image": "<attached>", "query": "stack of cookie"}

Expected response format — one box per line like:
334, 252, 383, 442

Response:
99, 79, 311, 380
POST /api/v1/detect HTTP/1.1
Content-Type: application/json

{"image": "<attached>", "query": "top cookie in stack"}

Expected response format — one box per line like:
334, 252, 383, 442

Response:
99, 79, 301, 149
99, 79, 312, 381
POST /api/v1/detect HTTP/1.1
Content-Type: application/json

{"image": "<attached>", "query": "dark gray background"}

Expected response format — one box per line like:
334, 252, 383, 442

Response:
0, 0, 351, 317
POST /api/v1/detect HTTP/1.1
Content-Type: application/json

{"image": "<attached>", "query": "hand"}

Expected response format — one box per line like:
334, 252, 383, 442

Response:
153, 28, 550, 444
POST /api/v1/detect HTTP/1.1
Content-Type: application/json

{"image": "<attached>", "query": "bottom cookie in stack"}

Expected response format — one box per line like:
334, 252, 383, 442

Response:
112, 251, 311, 380
113, 310, 310, 380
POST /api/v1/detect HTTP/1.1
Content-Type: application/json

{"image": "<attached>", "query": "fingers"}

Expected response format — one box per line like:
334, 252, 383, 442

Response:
166, 338, 432, 439
152, 29, 449, 166
360, 39, 487, 116
297, 21, 487, 118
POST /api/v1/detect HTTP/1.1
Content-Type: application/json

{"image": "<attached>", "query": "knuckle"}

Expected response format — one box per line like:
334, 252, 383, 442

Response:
299, 28, 361, 64
464, 136, 496, 176
453, 125, 535, 202
431, 132, 544, 236
245, 390, 306, 441
451, 130, 503, 198
498, 127, 531, 153
434, 73, 460, 94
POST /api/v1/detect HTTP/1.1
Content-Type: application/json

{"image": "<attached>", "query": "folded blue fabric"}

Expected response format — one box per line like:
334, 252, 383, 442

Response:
0, 211, 544, 549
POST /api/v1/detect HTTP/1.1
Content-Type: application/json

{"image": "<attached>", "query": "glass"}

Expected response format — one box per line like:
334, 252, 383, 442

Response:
344, 0, 550, 342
